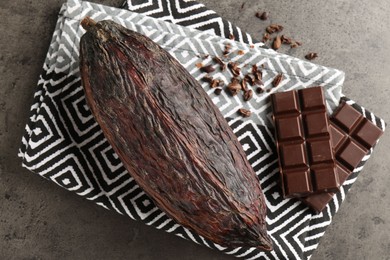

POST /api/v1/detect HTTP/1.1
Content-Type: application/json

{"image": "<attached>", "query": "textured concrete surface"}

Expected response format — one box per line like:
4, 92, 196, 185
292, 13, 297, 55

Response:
1, 0, 389, 259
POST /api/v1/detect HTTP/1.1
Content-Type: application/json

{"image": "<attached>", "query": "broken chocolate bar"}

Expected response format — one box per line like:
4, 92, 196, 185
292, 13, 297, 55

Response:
302, 101, 384, 213
271, 87, 339, 198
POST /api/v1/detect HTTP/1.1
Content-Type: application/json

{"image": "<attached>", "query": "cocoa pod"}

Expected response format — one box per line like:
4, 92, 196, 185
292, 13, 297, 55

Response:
79, 17, 272, 250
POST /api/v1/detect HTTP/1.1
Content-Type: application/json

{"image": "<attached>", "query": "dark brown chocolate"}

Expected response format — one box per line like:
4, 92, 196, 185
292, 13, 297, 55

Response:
301, 101, 384, 213
271, 87, 339, 198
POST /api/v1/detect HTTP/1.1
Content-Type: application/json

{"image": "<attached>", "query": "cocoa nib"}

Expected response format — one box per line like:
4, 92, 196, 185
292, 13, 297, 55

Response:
291, 41, 302, 48
261, 33, 270, 43
272, 36, 282, 50
201, 75, 213, 83
210, 79, 224, 88
228, 62, 241, 77
281, 35, 292, 45
229, 34, 235, 40
252, 64, 258, 74
256, 87, 264, 94
266, 24, 284, 34
201, 65, 215, 73
305, 52, 318, 60
243, 89, 253, 101
272, 73, 283, 87
256, 11, 269, 21
227, 78, 242, 96
202, 76, 223, 88
213, 56, 227, 71
214, 88, 223, 95
238, 108, 251, 117
241, 78, 248, 91
244, 74, 255, 86
252, 64, 263, 83
223, 43, 232, 56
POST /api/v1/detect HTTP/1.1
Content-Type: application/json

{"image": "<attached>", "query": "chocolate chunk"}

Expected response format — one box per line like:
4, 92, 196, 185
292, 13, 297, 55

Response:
271, 87, 339, 198
301, 101, 384, 213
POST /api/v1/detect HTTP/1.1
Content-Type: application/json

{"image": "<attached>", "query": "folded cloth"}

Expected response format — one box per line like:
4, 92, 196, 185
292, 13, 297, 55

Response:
18, 0, 385, 259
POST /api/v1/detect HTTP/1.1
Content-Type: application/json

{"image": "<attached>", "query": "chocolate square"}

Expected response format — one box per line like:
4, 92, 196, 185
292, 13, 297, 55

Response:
337, 140, 367, 170
299, 87, 326, 110
353, 119, 383, 149
276, 116, 303, 141
309, 139, 333, 164
304, 112, 329, 137
280, 143, 308, 168
313, 167, 339, 192
329, 124, 346, 149
284, 170, 313, 195
333, 102, 362, 131
271, 90, 299, 115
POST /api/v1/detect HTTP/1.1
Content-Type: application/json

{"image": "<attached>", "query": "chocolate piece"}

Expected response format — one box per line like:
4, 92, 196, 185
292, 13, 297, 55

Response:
301, 101, 384, 213
271, 87, 339, 198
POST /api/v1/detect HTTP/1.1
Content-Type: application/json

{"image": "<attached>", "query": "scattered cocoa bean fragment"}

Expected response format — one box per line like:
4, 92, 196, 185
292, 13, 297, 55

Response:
252, 64, 258, 74
266, 24, 283, 34
241, 78, 248, 91
223, 43, 232, 56
212, 56, 222, 65
212, 56, 226, 71
195, 62, 203, 68
243, 89, 253, 101
272, 73, 283, 87
210, 79, 222, 88
255, 79, 264, 86
244, 74, 255, 86
260, 12, 269, 20
228, 62, 241, 77
261, 33, 270, 43
237, 50, 245, 55
254, 70, 262, 81
273, 35, 282, 50
256, 87, 264, 94
238, 108, 251, 117
201, 75, 213, 83
281, 35, 292, 45
229, 34, 235, 40
305, 52, 318, 60
227, 78, 242, 96
201, 65, 215, 73
291, 40, 302, 48
214, 88, 223, 95
256, 11, 269, 21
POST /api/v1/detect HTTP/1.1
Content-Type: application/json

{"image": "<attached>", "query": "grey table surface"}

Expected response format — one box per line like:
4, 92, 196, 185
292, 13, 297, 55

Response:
1, 0, 389, 259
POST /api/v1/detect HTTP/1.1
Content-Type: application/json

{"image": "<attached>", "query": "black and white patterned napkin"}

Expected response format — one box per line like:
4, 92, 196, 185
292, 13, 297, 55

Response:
18, 0, 385, 259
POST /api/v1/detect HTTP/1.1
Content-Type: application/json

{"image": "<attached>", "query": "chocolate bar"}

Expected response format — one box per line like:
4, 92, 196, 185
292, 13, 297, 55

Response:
302, 101, 384, 213
271, 87, 339, 198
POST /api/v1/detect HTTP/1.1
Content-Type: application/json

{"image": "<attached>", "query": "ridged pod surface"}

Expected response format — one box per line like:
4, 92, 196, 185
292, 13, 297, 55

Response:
79, 17, 272, 250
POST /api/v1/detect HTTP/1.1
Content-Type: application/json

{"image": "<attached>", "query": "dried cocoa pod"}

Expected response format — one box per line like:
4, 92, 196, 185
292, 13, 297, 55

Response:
79, 17, 272, 250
